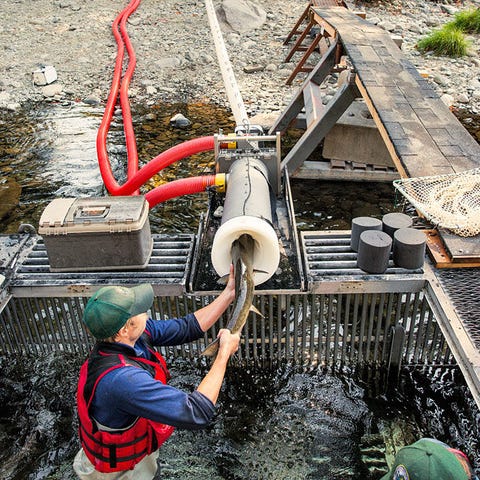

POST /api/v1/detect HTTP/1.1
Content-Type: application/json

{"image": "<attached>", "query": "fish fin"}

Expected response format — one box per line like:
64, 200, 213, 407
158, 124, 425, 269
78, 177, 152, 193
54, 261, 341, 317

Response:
253, 269, 269, 275
201, 338, 220, 357
249, 305, 263, 317
216, 274, 230, 285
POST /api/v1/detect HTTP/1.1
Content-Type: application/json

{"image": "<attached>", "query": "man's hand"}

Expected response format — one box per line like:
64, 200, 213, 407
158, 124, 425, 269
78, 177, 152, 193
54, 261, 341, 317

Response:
196, 328, 240, 404
217, 328, 240, 358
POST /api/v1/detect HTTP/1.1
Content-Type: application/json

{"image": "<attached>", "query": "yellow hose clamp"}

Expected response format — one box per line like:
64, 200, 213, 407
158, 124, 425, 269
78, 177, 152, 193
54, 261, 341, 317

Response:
219, 133, 237, 149
215, 173, 226, 193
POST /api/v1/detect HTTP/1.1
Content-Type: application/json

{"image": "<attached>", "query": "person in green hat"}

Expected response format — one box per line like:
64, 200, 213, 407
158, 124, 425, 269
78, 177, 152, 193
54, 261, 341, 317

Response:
381, 438, 478, 480
74, 268, 239, 479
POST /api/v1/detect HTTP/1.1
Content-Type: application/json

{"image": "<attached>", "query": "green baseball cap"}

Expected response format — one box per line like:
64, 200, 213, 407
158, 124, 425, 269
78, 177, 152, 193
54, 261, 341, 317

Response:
83, 284, 154, 339
381, 438, 472, 480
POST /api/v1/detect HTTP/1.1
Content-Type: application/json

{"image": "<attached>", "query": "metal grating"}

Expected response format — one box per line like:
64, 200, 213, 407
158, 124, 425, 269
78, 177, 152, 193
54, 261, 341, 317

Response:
301, 231, 425, 293
0, 232, 454, 372
8, 234, 195, 297
434, 268, 480, 349
0, 290, 450, 369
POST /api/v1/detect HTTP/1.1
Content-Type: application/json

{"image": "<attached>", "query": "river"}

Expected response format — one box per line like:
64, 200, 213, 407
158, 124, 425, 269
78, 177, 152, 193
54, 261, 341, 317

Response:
0, 102, 479, 479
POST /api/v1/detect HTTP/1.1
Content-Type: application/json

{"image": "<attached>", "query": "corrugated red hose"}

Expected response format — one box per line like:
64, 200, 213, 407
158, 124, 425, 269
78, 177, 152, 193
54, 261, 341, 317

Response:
96, 0, 216, 207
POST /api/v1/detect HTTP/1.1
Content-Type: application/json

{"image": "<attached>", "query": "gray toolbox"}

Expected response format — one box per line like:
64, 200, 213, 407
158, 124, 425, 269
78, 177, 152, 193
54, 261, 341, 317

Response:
38, 196, 152, 272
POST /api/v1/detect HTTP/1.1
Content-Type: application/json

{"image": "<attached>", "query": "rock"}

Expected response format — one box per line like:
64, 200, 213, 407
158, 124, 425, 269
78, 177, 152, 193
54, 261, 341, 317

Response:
441, 5, 459, 15
155, 57, 181, 69
433, 74, 449, 87
221, 0, 267, 33
82, 95, 100, 105
440, 93, 454, 107
169, 113, 191, 128
243, 64, 264, 73
456, 93, 470, 103
0, 178, 22, 221
42, 83, 63, 97
378, 21, 396, 32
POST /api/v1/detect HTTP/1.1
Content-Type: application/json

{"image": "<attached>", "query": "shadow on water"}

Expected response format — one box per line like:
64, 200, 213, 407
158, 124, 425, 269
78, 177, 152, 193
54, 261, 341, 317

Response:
1, 102, 480, 479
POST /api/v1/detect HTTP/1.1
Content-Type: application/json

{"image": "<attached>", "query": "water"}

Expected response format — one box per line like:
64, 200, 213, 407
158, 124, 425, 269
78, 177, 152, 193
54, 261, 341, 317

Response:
1, 353, 479, 480
0, 102, 403, 235
0, 102, 235, 234
1, 103, 479, 479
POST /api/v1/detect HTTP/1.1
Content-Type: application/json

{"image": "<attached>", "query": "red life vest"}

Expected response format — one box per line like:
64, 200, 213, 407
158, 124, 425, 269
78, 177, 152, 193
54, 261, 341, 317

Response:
77, 339, 175, 473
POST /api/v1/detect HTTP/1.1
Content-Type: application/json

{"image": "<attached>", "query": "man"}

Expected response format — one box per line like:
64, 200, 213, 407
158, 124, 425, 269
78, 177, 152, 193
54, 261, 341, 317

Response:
74, 270, 239, 480
381, 437, 478, 480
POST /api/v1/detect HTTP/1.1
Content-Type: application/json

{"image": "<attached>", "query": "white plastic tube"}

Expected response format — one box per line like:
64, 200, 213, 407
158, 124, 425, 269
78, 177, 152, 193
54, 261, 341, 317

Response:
211, 158, 280, 285
211, 216, 280, 285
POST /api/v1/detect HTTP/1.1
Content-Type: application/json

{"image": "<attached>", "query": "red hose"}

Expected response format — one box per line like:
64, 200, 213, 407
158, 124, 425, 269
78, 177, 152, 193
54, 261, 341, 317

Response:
119, 0, 141, 185
96, 0, 217, 206
96, 1, 136, 192
99, 136, 214, 196
145, 175, 217, 208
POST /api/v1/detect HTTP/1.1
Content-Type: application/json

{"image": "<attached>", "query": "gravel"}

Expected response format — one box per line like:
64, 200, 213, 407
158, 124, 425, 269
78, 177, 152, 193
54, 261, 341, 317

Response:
0, 0, 479, 116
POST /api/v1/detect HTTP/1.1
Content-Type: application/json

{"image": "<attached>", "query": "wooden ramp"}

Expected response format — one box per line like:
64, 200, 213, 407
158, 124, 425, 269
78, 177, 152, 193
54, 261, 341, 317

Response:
273, 6, 480, 179
272, 5, 480, 264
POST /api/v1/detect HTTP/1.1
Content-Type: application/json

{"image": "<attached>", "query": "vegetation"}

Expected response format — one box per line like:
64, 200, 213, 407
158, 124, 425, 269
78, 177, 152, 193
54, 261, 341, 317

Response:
417, 8, 480, 57
451, 7, 480, 34
417, 24, 470, 57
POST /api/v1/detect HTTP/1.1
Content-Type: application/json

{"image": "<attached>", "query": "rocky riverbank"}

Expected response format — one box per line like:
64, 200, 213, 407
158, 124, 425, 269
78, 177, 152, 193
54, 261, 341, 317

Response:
0, 0, 479, 117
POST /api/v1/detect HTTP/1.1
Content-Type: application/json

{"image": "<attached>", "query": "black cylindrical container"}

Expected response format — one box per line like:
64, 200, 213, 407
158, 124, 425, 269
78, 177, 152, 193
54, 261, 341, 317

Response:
382, 212, 413, 239
357, 230, 392, 274
350, 216, 383, 252
393, 228, 426, 269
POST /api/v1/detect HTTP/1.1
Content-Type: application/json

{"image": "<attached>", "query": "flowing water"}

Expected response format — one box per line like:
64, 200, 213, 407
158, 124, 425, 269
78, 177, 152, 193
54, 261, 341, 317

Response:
1, 103, 479, 479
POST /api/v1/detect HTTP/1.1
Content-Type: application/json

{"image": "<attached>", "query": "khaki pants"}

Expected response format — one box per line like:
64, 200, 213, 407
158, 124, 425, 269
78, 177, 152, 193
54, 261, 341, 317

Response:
73, 448, 159, 480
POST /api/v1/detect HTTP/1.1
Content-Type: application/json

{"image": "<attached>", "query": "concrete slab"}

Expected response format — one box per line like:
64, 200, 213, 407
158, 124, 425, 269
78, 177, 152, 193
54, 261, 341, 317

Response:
322, 99, 394, 167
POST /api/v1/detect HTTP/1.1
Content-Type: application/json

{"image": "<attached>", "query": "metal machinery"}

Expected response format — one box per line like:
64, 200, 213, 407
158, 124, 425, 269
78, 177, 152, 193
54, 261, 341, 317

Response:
196, 130, 296, 290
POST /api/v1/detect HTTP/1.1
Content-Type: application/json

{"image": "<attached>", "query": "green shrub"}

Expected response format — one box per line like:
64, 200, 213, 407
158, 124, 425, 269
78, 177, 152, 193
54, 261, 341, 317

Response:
416, 25, 470, 57
451, 8, 480, 34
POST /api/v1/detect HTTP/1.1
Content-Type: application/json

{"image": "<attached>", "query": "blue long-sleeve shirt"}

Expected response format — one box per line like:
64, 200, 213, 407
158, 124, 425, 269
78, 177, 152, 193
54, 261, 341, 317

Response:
91, 313, 216, 430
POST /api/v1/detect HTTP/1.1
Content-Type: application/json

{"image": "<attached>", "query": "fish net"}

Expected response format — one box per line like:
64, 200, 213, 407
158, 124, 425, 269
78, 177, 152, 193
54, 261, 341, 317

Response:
393, 168, 480, 237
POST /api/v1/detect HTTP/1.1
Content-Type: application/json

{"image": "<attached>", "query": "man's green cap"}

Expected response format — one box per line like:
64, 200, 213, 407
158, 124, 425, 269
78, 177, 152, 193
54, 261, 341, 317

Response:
83, 284, 154, 339
381, 438, 470, 480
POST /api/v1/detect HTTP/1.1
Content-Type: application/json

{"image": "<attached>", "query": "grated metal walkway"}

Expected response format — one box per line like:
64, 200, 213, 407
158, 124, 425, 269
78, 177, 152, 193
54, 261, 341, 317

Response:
301, 229, 480, 406
4, 234, 195, 297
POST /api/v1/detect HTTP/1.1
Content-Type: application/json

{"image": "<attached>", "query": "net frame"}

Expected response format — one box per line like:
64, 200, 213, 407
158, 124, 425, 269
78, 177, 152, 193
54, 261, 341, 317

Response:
393, 168, 480, 237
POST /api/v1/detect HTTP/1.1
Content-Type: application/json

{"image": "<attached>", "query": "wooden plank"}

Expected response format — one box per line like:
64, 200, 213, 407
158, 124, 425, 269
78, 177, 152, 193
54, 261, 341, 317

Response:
425, 230, 480, 268
310, 6, 480, 178
282, 78, 360, 174
303, 80, 324, 127
286, 31, 326, 85
285, 18, 315, 63
283, 2, 312, 45
269, 40, 338, 134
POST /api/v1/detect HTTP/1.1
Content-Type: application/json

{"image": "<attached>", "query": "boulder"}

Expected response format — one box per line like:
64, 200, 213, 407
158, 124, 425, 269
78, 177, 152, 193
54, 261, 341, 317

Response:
220, 0, 266, 33
0, 177, 22, 221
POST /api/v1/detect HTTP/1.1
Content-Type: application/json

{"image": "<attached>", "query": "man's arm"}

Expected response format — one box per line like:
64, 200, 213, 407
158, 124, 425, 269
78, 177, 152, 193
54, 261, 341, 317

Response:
194, 265, 235, 332
196, 329, 240, 404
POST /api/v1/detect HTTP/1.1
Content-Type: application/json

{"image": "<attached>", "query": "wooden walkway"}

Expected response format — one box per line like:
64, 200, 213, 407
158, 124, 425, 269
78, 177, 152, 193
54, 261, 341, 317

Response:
310, 6, 480, 178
